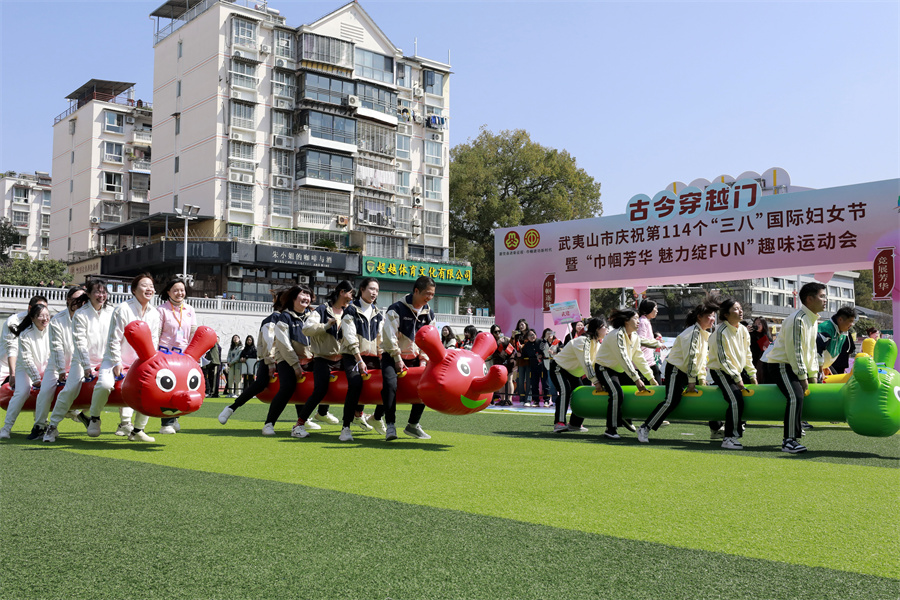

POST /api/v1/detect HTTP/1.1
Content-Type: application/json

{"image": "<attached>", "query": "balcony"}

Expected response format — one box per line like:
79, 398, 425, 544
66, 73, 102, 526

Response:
132, 130, 152, 146
54, 94, 152, 125
130, 189, 148, 203
131, 159, 151, 172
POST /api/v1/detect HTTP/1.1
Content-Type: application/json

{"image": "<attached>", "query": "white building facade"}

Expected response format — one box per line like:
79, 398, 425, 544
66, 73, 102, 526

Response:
0, 171, 52, 260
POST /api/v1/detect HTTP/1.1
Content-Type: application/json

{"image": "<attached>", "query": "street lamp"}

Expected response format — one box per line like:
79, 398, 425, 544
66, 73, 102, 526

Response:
174, 204, 200, 285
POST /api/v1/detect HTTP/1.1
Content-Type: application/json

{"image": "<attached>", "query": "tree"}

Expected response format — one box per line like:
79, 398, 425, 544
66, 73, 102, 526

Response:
0, 219, 20, 261
0, 257, 73, 287
449, 127, 602, 312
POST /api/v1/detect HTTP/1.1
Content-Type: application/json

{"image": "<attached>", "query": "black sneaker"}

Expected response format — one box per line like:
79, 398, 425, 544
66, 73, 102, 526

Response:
603, 429, 621, 439
782, 438, 807, 454
26, 425, 46, 441
801, 421, 813, 430
76, 411, 91, 428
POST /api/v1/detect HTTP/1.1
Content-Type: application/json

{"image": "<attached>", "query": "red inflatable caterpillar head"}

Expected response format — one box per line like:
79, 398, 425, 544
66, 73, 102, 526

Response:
415, 325, 508, 415
121, 322, 218, 418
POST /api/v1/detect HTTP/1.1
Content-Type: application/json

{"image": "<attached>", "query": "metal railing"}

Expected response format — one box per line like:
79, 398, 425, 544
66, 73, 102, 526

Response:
132, 131, 152, 145
131, 159, 151, 171
54, 95, 152, 124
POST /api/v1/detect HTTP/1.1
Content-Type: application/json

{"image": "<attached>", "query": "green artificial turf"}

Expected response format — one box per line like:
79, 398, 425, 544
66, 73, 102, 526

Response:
1, 401, 898, 599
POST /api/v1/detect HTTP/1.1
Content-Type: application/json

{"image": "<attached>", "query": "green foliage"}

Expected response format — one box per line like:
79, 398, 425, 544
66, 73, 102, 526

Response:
0, 257, 73, 286
450, 127, 602, 311
854, 317, 879, 339
590, 287, 624, 318
0, 218, 20, 260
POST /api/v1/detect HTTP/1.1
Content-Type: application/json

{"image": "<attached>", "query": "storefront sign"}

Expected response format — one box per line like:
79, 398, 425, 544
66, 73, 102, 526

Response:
67, 257, 102, 278
255, 246, 348, 271
362, 256, 471, 285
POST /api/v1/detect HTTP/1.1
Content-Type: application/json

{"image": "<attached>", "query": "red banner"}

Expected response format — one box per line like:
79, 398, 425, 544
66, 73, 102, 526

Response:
542, 273, 555, 312
873, 247, 895, 300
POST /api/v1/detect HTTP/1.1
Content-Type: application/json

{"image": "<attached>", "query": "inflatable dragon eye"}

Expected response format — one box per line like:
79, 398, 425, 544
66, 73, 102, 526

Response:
156, 369, 177, 392
457, 359, 471, 377
483, 363, 489, 376
187, 368, 202, 391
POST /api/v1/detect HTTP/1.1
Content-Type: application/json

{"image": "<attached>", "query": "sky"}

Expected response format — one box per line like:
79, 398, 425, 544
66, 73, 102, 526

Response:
1, 0, 898, 218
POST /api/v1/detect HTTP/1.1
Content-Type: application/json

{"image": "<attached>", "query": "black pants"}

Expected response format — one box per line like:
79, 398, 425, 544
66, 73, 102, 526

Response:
264, 361, 297, 425
644, 363, 689, 431
708, 370, 752, 436
709, 369, 746, 438
230, 360, 271, 411
380, 353, 425, 426
549, 362, 581, 425
297, 357, 342, 422
204, 363, 222, 396
341, 355, 380, 427
530, 364, 550, 401
765, 362, 805, 440
593, 366, 636, 430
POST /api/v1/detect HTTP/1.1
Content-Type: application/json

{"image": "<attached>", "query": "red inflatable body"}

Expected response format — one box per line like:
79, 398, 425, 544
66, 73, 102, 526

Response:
0, 323, 217, 418
256, 325, 508, 415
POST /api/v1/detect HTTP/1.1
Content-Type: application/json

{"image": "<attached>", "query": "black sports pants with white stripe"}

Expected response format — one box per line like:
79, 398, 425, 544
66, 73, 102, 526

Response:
549, 362, 581, 425
709, 369, 746, 439
765, 362, 805, 440
594, 365, 637, 430
644, 362, 689, 431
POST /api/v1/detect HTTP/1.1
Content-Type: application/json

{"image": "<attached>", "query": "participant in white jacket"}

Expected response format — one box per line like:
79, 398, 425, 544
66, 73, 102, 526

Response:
44, 281, 120, 443
30, 286, 87, 439
0, 294, 48, 388
86, 274, 160, 442
0, 304, 51, 439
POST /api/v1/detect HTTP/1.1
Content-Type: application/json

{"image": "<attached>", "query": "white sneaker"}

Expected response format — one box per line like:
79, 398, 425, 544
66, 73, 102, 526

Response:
637, 426, 650, 443
218, 407, 234, 425
353, 413, 374, 431
0, 426, 11, 440
721, 437, 743, 450
115, 422, 134, 437
261, 423, 276, 436
304, 419, 321, 430
159, 425, 177, 435
86, 419, 102, 437
172, 419, 181, 432
128, 430, 155, 442
524, 402, 533, 407
291, 424, 309, 438
43, 425, 59, 443
370, 417, 387, 435
339, 427, 354, 441
314, 411, 340, 425
403, 423, 431, 440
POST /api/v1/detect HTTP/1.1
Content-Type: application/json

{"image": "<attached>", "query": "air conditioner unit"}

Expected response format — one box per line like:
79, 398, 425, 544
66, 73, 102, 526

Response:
125, 116, 135, 124
275, 59, 286, 68
241, 173, 255, 184
298, 275, 310, 284
346, 95, 361, 109
411, 184, 422, 195
229, 170, 244, 183
232, 89, 245, 101
228, 266, 243, 278
336, 215, 349, 226
260, 44, 270, 54
413, 87, 424, 98
114, 193, 124, 201
233, 51, 243, 59
413, 114, 424, 124
272, 175, 291, 189
413, 196, 423, 207
231, 130, 246, 141
275, 98, 294, 110
357, 140, 367, 150
273, 134, 295, 149
90, 216, 100, 224
427, 167, 440, 176
431, 133, 442, 141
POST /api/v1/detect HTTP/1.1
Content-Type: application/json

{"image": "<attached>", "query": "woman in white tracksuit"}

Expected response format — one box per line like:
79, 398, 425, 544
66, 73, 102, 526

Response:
44, 280, 122, 442
0, 304, 51, 439
549, 317, 607, 433
29, 286, 87, 440
86, 273, 160, 442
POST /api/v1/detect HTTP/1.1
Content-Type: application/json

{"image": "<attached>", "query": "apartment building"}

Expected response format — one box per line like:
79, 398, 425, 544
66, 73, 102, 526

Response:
84, 0, 463, 308
49, 80, 153, 261
0, 171, 52, 260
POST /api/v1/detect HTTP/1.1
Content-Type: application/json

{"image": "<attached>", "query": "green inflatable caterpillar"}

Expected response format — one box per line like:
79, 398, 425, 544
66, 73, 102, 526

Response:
570, 339, 900, 437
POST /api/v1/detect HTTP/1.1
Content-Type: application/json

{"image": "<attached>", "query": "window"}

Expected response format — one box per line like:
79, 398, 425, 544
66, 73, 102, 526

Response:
296, 188, 351, 225
69, 181, 73, 192
274, 30, 294, 59
233, 18, 257, 48
41, 236, 49, 250
397, 63, 412, 88
272, 71, 295, 98
71, 151, 75, 164
41, 214, 51, 229
12, 187, 28, 203
424, 210, 442, 235
397, 170, 410, 196
355, 48, 393, 84
42, 190, 51, 207
305, 111, 356, 145
104, 111, 124, 133
129, 203, 149, 220
300, 33, 353, 68
396, 134, 411, 160
104, 142, 123, 163
425, 140, 442, 166
272, 149, 292, 177
229, 140, 256, 170
103, 172, 123, 193
174, 156, 180, 173
297, 150, 353, 184
356, 121, 395, 155
131, 173, 150, 191
423, 70, 444, 95
271, 189, 293, 216
230, 101, 255, 129
227, 223, 254, 240
366, 234, 403, 259
12, 211, 28, 227
425, 176, 441, 200
300, 73, 354, 105
356, 82, 397, 116
231, 59, 257, 89
177, 40, 183, 58
176, 80, 181, 97
229, 183, 254, 211
271, 110, 292, 136
101, 201, 123, 223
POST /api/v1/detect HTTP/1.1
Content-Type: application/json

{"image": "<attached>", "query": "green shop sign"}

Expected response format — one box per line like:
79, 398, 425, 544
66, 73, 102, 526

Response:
362, 256, 471, 285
